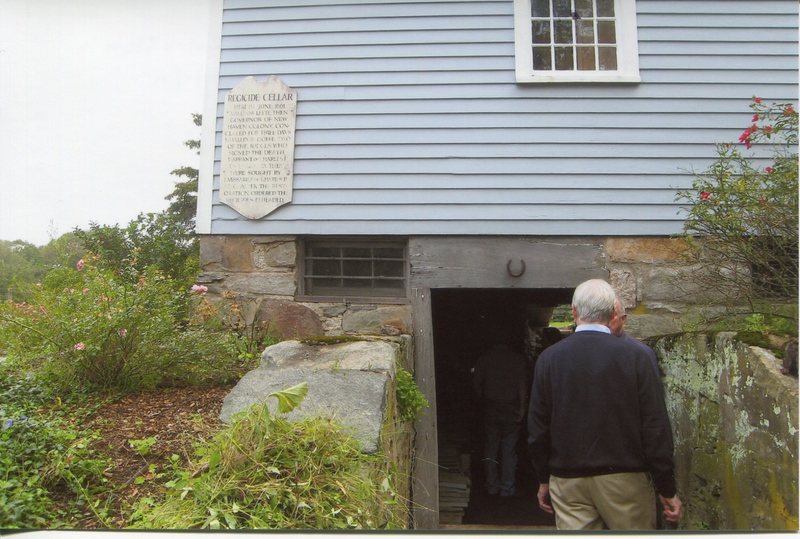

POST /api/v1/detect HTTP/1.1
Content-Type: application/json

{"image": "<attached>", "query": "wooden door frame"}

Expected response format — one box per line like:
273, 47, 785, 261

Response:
410, 287, 438, 529
407, 236, 607, 529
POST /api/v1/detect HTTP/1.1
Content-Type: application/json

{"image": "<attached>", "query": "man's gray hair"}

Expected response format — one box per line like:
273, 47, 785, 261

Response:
572, 279, 616, 323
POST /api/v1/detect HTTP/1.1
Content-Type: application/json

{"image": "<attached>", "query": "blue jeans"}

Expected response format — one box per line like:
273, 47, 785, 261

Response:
482, 416, 520, 496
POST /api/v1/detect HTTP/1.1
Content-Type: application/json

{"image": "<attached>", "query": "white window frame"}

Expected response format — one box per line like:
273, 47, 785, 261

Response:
514, 0, 641, 83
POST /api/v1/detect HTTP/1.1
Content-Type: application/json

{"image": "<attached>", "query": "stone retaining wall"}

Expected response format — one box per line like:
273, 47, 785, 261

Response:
655, 333, 798, 530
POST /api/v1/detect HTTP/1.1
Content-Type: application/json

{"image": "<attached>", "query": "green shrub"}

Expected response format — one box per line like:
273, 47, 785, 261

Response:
0, 257, 244, 393
130, 383, 407, 530
75, 214, 199, 290
676, 98, 798, 320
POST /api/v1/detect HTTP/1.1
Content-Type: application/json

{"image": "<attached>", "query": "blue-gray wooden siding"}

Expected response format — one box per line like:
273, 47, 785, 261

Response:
206, 0, 798, 236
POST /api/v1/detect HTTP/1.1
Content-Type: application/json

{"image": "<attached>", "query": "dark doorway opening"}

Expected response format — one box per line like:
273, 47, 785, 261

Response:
431, 288, 573, 527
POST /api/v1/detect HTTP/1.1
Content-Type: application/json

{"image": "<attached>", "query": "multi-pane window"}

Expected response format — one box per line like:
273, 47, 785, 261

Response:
531, 0, 618, 72
514, 0, 640, 83
302, 240, 407, 298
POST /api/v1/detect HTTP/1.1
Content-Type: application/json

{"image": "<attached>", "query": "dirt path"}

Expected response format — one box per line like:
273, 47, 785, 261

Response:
73, 384, 233, 527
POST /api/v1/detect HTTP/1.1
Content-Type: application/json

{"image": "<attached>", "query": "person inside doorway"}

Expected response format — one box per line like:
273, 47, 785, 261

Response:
472, 325, 527, 497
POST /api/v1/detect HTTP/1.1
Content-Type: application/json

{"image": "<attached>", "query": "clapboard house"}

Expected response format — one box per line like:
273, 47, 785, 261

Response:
196, 0, 798, 528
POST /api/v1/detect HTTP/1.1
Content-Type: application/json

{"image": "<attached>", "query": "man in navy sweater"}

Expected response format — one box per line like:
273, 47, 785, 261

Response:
527, 279, 683, 529
609, 298, 660, 379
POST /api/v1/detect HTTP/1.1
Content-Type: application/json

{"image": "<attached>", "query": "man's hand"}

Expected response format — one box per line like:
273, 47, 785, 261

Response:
537, 483, 554, 514
659, 494, 683, 523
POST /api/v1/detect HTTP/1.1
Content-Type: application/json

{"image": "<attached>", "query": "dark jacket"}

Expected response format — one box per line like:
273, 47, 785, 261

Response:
473, 344, 527, 423
527, 330, 677, 497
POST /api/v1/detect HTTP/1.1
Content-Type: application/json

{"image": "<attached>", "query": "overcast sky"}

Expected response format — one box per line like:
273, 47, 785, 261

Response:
0, 0, 212, 246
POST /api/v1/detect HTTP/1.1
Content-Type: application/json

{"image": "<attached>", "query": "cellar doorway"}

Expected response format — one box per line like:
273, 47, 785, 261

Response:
431, 288, 573, 527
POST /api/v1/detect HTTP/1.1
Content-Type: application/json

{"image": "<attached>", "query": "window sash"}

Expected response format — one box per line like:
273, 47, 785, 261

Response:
514, 0, 640, 83
302, 240, 408, 299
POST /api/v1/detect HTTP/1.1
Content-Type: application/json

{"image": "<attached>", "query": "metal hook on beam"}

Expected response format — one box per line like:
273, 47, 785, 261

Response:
507, 259, 526, 278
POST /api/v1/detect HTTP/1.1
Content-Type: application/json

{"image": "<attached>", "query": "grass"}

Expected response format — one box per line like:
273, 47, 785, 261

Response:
130, 396, 408, 530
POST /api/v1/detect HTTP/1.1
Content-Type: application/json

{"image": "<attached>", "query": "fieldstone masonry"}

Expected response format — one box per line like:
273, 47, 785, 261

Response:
198, 235, 412, 339
604, 237, 723, 338
198, 235, 721, 341
655, 333, 798, 530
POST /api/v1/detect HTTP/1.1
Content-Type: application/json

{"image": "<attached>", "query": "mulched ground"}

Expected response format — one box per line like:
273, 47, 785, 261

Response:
66, 384, 234, 527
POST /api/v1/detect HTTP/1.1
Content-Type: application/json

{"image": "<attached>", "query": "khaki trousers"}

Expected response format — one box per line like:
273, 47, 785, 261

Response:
550, 472, 656, 530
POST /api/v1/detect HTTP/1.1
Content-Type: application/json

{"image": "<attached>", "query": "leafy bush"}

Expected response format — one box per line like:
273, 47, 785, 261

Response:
676, 98, 798, 320
0, 258, 243, 392
75, 214, 199, 290
395, 368, 429, 423
130, 383, 407, 530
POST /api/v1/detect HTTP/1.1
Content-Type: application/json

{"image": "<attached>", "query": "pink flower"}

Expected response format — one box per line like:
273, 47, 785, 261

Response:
76, 259, 85, 271
74, 342, 86, 351
763, 125, 773, 134
738, 124, 758, 149
753, 96, 762, 104
699, 191, 711, 201
118, 328, 128, 338
784, 105, 795, 115
752, 114, 759, 123
738, 124, 757, 146
191, 284, 209, 294
765, 166, 774, 174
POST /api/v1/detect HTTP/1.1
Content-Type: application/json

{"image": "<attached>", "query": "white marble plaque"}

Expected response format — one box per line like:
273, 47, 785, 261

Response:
220, 76, 297, 219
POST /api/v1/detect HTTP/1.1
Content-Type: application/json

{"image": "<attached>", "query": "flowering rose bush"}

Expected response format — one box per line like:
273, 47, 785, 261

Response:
676, 98, 798, 317
0, 257, 243, 392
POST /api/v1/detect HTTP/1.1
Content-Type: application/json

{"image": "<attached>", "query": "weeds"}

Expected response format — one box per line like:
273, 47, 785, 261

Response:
0, 372, 111, 528
128, 436, 158, 457
395, 368, 428, 423
130, 383, 407, 530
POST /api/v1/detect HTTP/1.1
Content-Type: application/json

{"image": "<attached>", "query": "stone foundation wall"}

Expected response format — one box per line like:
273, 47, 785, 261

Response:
604, 237, 726, 338
198, 235, 713, 341
198, 235, 411, 339
655, 333, 798, 530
